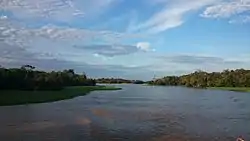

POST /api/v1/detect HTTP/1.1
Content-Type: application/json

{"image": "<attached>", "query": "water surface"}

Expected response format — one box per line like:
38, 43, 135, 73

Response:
0, 84, 249, 141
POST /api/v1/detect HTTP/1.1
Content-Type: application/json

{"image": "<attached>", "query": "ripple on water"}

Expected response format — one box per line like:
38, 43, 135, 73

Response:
0, 85, 250, 141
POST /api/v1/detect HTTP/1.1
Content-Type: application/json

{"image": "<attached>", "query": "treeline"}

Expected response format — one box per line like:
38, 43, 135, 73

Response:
96, 78, 144, 84
149, 69, 250, 88
0, 65, 96, 91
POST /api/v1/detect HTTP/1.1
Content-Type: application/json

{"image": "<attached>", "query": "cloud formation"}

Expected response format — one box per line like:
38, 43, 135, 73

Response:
74, 43, 153, 57
156, 54, 250, 73
0, 42, 153, 79
0, 0, 119, 22
1, 0, 249, 80
0, 18, 142, 48
136, 42, 154, 52
131, 0, 218, 34
0, 0, 84, 22
129, 0, 250, 34
162, 55, 237, 64
201, 0, 250, 23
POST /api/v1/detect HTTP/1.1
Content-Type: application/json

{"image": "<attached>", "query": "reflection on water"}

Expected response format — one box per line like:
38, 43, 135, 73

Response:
0, 84, 250, 141
75, 117, 92, 126
91, 108, 112, 118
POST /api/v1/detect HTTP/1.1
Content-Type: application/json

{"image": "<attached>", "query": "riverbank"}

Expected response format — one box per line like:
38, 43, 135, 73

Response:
0, 86, 121, 106
146, 84, 250, 93
208, 87, 250, 92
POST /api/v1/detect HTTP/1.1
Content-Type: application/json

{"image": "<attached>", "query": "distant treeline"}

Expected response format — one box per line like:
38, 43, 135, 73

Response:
0, 65, 96, 91
149, 69, 250, 88
96, 78, 144, 84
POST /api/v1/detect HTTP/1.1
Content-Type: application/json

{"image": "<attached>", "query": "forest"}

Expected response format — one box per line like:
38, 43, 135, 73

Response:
149, 69, 250, 88
2, 65, 250, 91
0, 65, 96, 91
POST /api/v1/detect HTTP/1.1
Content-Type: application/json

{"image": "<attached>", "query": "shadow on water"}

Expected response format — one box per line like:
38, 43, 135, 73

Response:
0, 84, 249, 141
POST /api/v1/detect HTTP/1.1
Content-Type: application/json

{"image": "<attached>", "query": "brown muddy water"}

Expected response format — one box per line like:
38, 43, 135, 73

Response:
0, 84, 249, 141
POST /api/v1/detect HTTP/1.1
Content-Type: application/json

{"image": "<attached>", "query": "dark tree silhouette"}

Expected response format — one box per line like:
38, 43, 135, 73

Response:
149, 69, 250, 88
0, 65, 96, 91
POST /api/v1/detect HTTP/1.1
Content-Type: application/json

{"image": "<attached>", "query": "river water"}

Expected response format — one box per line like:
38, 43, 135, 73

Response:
0, 84, 249, 141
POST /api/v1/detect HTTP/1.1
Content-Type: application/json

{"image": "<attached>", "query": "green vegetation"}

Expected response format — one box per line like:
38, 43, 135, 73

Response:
0, 65, 95, 91
0, 86, 121, 106
149, 69, 250, 91
209, 87, 250, 92
0, 65, 121, 106
96, 78, 144, 84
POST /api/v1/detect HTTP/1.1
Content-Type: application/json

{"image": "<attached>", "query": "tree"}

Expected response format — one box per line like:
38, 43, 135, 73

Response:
0, 65, 96, 91
150, 69, 250, 88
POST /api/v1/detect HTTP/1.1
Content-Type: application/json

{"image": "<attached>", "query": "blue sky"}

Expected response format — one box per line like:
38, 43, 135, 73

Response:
0, 0, 250, 80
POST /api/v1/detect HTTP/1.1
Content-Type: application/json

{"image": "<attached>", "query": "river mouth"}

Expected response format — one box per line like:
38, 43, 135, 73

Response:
0, 84, 249, 141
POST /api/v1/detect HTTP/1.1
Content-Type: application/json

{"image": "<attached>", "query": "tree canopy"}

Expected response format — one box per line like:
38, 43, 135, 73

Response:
0, 65, 96, 91
149, 69, 250, 88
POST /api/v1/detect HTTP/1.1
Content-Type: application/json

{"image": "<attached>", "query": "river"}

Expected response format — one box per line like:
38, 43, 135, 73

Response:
0, 84, 249, 141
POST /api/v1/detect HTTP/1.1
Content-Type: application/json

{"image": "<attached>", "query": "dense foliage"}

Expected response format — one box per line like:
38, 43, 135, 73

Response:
0, 65, 96, 91
96, 78, 144, 84
149, 69, 250, 88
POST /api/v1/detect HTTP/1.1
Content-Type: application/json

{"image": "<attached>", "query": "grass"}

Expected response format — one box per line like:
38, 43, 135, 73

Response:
0, 85, 121, 106
208, 87, 250, 92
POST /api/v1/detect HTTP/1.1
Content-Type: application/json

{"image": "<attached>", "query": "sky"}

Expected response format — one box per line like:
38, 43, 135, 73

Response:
0, 0, 250, 80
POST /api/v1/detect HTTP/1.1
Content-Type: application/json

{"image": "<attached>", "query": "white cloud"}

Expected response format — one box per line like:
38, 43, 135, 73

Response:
2, 0, 250, 80
0, 0, 118, 22
33, 25, 142, 44
0, 15, 8, 20
131, 0, 218, 34
75, 43, 153, 57
0, 17, 150, 71
0, 43, 154, 80
201, 0, 250, 23
79, 0, 118, 15
0, 18, 142, 48
229, 15, 250, 23
131, 0, 250, 33
149, 53, 250, 77
136, 42, 153, 52
0, 18, 32, 47
0, 0, 84, 21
